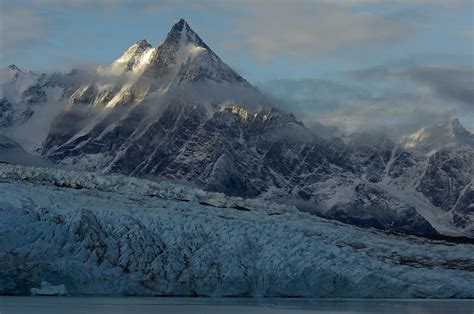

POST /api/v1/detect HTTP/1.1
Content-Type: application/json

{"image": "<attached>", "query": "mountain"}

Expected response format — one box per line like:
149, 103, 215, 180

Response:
0, 135, 51, 167
1, 163, 473, 297
138, 19, 249, 88
40, 19, 306, 196
402, 120, 474, 234
0, 19, 472, 237
0, 64, 76, 151
401, 118, 474, 155
0, 64, 47, 128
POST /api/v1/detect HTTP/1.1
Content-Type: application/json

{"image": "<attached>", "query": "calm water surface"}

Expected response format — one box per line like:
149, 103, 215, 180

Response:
0, 297, 473, 313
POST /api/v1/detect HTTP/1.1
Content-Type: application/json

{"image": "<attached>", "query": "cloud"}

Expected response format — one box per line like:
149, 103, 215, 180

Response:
1, 0, 471, 137
258, 62, 474, 135
331, 0, 470, 5
349, 66, 474, 108
0, 0, 229, 68
21, 0, 222, 14
223, 2, 414, 61
1, 0, 470, 67
0, 3, 49, 59
406, 67, 474, 108
463, 29, 474, 38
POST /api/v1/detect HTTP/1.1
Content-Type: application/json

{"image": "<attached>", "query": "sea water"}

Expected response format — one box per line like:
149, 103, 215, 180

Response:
0, 296, 473, 313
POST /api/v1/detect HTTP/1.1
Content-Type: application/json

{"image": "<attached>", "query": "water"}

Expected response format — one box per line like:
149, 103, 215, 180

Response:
0, 297, 473, 313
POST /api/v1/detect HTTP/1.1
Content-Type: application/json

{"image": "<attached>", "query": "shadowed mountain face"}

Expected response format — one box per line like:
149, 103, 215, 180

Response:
1, 20, 473, 237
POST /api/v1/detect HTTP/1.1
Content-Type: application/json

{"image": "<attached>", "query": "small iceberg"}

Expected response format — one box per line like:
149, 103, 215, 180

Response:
30, 281, 68, 296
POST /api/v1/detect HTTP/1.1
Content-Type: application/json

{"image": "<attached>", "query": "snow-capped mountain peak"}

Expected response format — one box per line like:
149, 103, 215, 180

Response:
118, 40, 153, 63
8, 64, 21, 72
1, 65, 32, 85
401, 118, 474, 154
99, 39, 155, 76
449, 118, 474, 142
0, 65, 43, 104
139, 19, 248, 89
86, 19, 250, 106
135, 39, 152, 49
164, 18, 210, 50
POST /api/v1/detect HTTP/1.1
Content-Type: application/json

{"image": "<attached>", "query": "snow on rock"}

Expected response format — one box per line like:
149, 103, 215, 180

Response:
0, 65, 67, 151
0, 163, 473, 298
97, 39, 156, 78
401, 118, 474, 155
30, 281, 68, 296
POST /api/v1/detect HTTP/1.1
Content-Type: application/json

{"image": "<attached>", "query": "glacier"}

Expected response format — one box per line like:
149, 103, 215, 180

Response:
30, 281, 68, 296
0, 163, 473, 297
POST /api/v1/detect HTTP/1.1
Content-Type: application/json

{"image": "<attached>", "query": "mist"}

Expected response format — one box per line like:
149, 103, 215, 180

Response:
257, 62, 474, 138
2, 56, 473, 155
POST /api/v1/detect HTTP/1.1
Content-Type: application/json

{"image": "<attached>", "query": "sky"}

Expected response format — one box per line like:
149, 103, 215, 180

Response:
0, 0, 473, 133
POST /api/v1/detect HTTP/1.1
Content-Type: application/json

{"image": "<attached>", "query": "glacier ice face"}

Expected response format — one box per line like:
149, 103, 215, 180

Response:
0, 164, 473, 297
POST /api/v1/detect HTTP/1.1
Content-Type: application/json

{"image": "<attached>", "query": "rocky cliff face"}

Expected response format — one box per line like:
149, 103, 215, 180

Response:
1, 19, 472, 237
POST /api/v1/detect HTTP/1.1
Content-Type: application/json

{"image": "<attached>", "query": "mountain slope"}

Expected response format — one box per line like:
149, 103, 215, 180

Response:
401, 118, 474, 155
0, 64, 77, 151
0, 135, 52, 167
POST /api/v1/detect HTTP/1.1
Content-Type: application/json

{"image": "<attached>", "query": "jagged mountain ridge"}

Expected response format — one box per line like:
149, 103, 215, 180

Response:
140, 19, 249, 89
0, 64, 79, 151
401, 118, 474, 155
0, 19, 473, 237
0, 65, 48, 127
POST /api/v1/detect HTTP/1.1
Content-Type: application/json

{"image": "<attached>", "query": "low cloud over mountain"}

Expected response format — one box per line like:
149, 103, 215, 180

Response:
258, 61, 474, 136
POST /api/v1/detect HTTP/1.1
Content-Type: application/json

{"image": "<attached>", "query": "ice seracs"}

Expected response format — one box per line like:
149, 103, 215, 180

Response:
30, 281, 68, 296
1, 163, 473, 297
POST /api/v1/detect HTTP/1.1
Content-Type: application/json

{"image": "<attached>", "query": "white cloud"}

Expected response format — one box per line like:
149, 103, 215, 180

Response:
331, 0, 470, 5
225, 2, 413, 62
1, 0, 469, 65
258, 63, 474, 135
